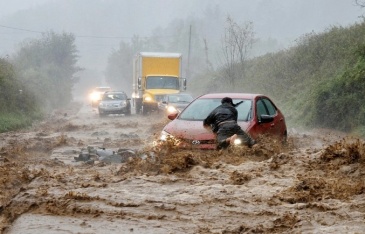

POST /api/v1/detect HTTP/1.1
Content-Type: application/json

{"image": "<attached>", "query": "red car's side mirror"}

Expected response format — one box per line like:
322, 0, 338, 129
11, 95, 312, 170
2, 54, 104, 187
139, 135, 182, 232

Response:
168, 112, 178, 120
259, 114, 274, 123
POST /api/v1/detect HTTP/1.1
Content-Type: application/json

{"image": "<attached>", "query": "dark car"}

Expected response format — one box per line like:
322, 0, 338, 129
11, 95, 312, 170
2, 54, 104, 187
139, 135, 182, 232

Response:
98, 91, 131, 117
157, 93, 194, 115
159, 93, 287, 149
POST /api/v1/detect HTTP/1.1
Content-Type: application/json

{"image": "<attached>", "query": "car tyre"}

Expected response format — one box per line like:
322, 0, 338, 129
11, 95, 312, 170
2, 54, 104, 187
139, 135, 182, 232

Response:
281, 132, 288, 145
99, 110, 106, 117
135, 101, 142, 115
142, 105, 148, 115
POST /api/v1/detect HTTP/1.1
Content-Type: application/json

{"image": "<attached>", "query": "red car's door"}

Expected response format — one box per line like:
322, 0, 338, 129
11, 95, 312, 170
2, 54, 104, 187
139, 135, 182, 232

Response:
253, 97, 284, 138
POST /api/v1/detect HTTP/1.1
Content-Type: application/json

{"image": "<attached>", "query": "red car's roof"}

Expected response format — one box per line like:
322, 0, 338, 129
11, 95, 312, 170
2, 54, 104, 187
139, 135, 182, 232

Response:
197, 93, 264, 100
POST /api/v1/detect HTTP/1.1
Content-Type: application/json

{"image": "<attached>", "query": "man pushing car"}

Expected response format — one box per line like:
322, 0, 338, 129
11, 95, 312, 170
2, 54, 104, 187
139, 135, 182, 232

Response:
203, 97, 256, 150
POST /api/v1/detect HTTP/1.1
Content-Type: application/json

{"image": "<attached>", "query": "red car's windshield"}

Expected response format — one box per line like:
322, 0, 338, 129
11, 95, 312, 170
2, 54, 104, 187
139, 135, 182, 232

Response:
179, 98, 252, 121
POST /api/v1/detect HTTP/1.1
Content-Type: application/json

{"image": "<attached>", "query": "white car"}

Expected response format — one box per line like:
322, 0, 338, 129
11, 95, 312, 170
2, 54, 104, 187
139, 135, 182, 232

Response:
98, 91, 131, 117
157, 93, 194, 115
89, 86, 112, 107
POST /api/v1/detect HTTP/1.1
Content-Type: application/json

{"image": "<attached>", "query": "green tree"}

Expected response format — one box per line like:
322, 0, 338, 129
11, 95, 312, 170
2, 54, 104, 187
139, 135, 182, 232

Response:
14, 31, 81, 111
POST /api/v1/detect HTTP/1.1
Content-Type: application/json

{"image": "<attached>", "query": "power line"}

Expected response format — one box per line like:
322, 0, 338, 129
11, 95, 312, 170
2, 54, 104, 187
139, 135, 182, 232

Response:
0, 24, 42, 33
0, 24, 177, 39
76, 35, 134, 39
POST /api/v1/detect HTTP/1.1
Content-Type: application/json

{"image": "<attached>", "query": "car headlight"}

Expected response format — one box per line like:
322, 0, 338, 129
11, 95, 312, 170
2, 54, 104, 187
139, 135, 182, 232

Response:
159, 130, 171, 141
153, 130, 172, 147
166, 105, 177, 113
90, 92, 100, 101
144, 96, 152, 102
120, 100, 127, 106
156, 130, 181, 147
233, 138, 242, 145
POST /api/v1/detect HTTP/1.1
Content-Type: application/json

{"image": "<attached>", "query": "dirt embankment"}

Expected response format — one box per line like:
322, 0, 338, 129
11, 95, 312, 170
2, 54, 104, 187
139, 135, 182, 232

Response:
1, 102, 365, 233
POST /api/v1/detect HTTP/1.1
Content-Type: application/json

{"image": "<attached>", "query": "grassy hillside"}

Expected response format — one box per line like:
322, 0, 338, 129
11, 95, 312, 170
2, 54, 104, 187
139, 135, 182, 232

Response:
190, 21, 365, 137
0, 58, 42, 132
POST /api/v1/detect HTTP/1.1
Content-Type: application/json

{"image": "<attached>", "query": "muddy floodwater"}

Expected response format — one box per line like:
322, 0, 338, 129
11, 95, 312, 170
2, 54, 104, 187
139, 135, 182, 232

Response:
1, 101, 365, 233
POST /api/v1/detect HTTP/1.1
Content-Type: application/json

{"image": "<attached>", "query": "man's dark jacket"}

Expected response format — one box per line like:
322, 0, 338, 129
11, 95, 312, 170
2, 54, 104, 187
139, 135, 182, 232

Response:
203, 103, 237, 133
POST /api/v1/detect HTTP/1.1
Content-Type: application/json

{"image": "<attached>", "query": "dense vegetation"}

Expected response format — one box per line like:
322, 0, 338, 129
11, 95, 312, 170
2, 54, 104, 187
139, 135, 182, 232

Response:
0, 59, 40, 132
311, 45, 365, 134
189, 21, 365, 137
0, 31, 80, 132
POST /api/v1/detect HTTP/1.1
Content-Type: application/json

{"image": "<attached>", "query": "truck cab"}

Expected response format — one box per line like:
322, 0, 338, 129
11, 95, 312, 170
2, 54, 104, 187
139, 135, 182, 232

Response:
132, 52, 187, 115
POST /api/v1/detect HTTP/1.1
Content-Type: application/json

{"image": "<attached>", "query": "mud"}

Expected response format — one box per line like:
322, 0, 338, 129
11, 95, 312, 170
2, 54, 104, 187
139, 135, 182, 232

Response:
1, 101, 365, 233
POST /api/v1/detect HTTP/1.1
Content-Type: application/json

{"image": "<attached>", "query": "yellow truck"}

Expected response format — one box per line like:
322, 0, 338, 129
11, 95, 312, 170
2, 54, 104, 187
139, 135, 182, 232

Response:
132, 52, 187, 114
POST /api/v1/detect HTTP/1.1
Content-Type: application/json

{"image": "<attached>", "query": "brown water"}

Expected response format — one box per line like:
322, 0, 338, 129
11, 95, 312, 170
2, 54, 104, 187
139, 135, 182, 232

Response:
1, 101, 365, 233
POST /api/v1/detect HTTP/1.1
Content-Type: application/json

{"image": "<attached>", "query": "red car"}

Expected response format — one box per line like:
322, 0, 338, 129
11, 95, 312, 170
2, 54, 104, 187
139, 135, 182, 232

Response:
159, 93, 287, 149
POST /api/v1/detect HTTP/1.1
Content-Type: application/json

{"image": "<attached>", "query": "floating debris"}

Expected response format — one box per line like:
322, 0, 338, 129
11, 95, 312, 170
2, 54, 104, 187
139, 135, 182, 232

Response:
74, 146, 137, 163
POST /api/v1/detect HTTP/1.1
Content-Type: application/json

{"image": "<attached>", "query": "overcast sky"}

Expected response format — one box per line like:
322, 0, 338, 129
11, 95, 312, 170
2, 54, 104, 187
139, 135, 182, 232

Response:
0, 0, 363, 70
0, 0, 51, 17
1, 1, 362, 35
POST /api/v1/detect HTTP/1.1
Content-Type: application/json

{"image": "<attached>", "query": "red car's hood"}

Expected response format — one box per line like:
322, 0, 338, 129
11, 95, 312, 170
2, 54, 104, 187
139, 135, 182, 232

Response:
163, 119, 250, 141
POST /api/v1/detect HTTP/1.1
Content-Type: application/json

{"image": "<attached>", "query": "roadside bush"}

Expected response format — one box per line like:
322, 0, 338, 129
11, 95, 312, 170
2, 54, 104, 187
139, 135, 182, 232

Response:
311, 50, 365, 132
0, 113, 32, 132
0, 58, 43, 132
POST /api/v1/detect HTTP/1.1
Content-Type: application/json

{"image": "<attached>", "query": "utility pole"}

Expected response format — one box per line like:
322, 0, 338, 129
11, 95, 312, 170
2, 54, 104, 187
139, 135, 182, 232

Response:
187, 24, 192, 79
